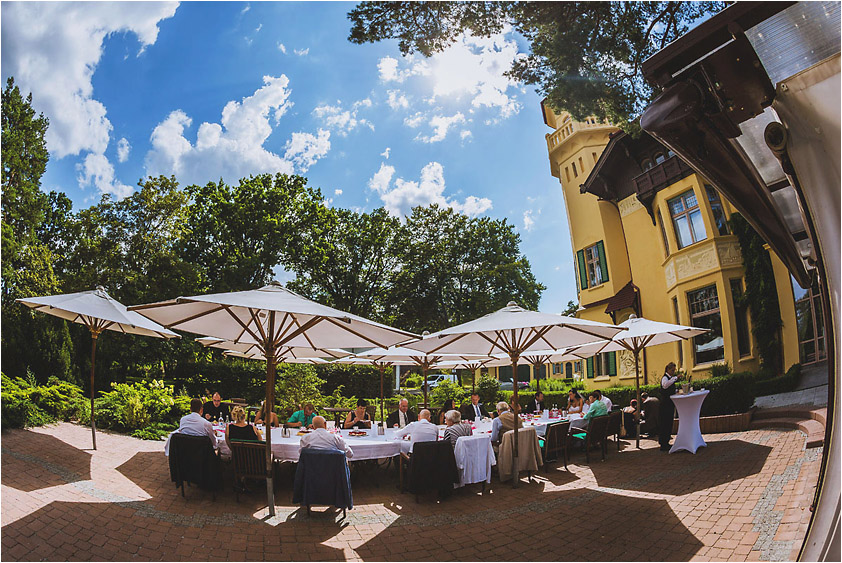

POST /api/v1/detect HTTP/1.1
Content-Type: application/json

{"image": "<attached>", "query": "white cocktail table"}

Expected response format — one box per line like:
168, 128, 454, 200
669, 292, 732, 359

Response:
669, 390, 709, 454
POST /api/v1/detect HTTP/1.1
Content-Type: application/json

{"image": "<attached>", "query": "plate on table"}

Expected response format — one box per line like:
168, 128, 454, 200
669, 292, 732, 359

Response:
348, 430, 367, 437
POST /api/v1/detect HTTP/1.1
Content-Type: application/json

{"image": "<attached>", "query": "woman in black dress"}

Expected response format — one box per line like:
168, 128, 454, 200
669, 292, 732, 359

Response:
343, 398, 372, 429
225, 405, 263, 450
438, 399, 455, 425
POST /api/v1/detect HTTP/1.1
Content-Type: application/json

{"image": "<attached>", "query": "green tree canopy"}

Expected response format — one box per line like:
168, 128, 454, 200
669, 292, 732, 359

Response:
348, 1, 725, 128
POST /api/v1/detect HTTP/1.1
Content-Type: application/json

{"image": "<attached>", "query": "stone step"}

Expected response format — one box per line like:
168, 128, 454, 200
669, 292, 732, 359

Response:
749, 417, 825, 448
753, 406, 825, 424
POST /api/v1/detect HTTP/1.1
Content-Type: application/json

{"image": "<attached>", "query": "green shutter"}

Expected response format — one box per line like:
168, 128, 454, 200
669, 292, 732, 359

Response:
586, 357, 594, 378
577, 249, 589, 290
596, 240, 609, 283
608, 351, 616, 376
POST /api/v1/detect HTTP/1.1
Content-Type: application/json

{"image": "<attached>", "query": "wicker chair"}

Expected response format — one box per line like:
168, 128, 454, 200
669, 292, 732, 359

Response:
606, 410, 622, 451
571, 414, 611, 463
540, 420, 571, 469
229, 440, 267, 502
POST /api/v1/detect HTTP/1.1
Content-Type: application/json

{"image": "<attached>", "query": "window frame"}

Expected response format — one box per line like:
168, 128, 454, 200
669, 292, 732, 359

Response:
705, 184, 730, 236
687, 284, 726, 365
669, 189, 708, 249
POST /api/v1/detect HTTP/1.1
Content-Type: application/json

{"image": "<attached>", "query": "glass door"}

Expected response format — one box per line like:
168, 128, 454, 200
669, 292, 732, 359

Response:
792, 277, 827, 364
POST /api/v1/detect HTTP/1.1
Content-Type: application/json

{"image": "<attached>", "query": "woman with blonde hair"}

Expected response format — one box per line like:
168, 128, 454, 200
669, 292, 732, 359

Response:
225, 405, 263, 449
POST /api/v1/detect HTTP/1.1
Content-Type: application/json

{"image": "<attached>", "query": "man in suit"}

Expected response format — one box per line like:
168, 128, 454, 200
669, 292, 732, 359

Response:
526, 392, 545, 414
387, 398, 417, 428
460, 392, 489, 422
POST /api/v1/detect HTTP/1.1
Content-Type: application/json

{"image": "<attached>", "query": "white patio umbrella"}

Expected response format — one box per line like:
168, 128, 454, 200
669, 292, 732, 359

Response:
566, 315, 710, 448
479, 348, 583, 393
403, 301, 625, 485
434, 358, 495, 393
336, 346, 486, 422
16, 286, 179, 450
195, 337, 349, 361
129, 281, 416, 516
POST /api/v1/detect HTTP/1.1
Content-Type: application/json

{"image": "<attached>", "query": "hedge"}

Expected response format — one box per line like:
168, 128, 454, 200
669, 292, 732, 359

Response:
751, 364, 802, 397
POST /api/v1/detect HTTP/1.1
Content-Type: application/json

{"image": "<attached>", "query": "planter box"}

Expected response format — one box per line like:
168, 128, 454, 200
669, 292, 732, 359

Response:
672, 408, 755, 434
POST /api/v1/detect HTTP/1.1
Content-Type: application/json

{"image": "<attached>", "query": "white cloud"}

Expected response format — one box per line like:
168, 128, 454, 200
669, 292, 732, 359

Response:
403, 112, 425, 128
523, 210, 535, 232
294, 47, 309, 56
0, 1, 178, 198
386, 89, 409, 110
377, 55, 428, 83
277, 42, 287, 53
417, 112, 466, 143
380, 147, 391, 159
145, 75, 329, 183
77, 153, 133, 199
255, 24, 262, 33
367, 161, 492, 219
240, 4, 250, 14
312, 100, 373, 136
460, 130, 473, 141
116, 137, 131, 163
284, 129, 331, 172
334, 189, 343, 195
377, 30, 523, 122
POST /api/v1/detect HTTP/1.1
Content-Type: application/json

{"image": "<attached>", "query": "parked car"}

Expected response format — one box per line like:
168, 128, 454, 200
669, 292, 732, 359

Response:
499, 381, 529, 391
426, 373, 459, 389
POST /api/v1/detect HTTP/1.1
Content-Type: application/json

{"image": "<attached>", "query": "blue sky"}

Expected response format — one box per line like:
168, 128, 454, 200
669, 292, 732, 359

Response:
2, 1, 576, 313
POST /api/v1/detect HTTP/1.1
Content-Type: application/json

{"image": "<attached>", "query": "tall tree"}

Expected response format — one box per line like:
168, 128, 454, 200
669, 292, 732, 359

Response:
181, 174, 332, 293
388, 205, 544, 333
348, 1, 725, 128
285, 206, 402, 320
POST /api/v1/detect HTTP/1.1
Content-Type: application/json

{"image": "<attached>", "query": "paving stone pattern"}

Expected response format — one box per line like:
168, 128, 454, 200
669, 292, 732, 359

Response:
1, 422, 820, 561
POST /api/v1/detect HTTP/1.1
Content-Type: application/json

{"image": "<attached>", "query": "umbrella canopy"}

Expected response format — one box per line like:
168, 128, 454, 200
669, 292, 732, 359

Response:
129, 281, 416, 517
195, 337, 348, 361
16, 286, 179, 450
566, 315, 709, 448
402, 301, 625, 486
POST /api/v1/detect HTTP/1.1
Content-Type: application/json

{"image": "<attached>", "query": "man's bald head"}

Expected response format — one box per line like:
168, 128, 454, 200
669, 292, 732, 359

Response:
312, 416, 326, 429
418, 409, 431, 421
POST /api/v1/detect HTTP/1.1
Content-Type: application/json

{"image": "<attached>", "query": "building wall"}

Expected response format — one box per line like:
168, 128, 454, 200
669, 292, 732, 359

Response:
541, 106, 801, 394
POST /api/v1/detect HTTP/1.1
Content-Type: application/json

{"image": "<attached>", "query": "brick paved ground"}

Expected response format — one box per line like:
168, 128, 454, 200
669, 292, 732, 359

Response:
1, 422, 820, 561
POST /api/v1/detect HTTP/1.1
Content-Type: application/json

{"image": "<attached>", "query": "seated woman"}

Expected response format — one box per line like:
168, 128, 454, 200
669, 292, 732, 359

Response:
254, 401, 279, 428
343, 399, 372, 429
437, 399, 455, 425
567, 390, 584, 414
225, 405, 263, 450
623, 399, 638, 438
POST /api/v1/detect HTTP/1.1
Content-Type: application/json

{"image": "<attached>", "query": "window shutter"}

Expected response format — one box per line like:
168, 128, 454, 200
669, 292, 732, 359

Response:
596, 240, 609, 282
586, 357, 594, 378
577, 249, 589, 289
608, 351, 617, 376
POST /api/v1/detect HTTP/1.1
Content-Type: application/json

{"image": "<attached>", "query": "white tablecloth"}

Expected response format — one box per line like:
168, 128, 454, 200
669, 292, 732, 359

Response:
215, 426, 401, 462
670, 390, 709, 454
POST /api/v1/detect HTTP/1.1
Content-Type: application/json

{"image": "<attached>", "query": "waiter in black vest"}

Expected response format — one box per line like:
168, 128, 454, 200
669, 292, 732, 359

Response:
659, 362, 682, 451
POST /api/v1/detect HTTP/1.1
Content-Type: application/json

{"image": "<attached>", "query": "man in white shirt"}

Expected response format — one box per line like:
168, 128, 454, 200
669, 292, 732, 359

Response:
393, 409, 438, 454
166, 398, 216, 456
597, 390, 613, 412
299, 416, 354, 458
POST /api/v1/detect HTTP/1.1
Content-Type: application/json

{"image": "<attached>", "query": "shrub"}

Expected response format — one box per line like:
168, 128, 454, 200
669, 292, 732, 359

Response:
404, 373, 423, 389
274, 364, 325, 418
170, 359, 267, 404
431, 380, 467, 407
93, 379, 187, 433
476, 374, 501, 406
1, 373, 86, 429
752, 363, 802, 397
131, 422, 177, 441
318, 364, 389, 399
710, 363, 731, 378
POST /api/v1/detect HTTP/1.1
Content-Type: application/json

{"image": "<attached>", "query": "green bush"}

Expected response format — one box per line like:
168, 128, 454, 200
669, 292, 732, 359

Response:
93, 379, 188, 433
751, 363, 802, 397
318, 364, 390, 399
430, 380, 467, 407
131, 422, 178, 441
1, 373, 86, 429
710, 363, 731, 378
404, 373, 423, 389
529, 378, 579, 392
476, 374, 501, 406
274, 364, 325, 418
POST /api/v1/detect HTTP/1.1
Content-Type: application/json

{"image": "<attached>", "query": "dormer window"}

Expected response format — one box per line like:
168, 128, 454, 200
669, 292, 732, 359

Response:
654, 152, 666, 164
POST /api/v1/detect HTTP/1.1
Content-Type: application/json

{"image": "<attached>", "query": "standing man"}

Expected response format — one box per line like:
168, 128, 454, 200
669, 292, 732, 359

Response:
659, 362, 682, 451
461, 392, 489, 422
387, 398, 417, 428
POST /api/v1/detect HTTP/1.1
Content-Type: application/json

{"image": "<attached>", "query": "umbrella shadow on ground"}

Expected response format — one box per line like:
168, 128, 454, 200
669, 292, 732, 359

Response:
587, 438, 772, 495
1, 430, 92, 492
356, 488, 703, 561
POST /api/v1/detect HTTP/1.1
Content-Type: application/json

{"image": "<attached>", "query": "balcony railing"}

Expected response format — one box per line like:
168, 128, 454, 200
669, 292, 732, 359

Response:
632, 154, 694, 196
545, 117, 611, 151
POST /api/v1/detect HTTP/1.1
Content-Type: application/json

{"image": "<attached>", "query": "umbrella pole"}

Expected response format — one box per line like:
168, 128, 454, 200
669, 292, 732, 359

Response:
423, 366, 428, 409
379, 365, 385, 425
635, 350, 641, 450
89, 330, 99, 450
265, 312, 277, 518
511, 355, 519, 488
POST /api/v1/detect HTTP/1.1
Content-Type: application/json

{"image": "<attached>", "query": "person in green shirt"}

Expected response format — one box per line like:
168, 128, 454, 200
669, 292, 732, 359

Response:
583, 392, 608, 422
287, 403, 316, 429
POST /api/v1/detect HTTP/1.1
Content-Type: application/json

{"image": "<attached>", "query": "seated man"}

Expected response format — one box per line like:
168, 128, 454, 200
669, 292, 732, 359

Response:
641, 392, 660, 436
166, 398, 216, 455
526, 392, 545, 414
571, 392, 608, 431
622, 399, 638, 438
460, 392, 489, 422
203, 392, 231, 421
386, 398, 417, 428
490, 401, 523, 445
596, 389, 613, 412
287, 403, 316, 428
442, 410, 472, 448
299, 416, 354, 458
393, 409, 438, 454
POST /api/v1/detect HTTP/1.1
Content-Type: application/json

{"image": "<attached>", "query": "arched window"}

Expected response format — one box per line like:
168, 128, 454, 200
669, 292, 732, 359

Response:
642, 159, 653, 171
565, 362, 573, 378
654, 152, 666, 164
